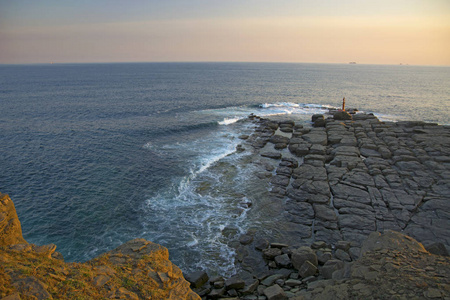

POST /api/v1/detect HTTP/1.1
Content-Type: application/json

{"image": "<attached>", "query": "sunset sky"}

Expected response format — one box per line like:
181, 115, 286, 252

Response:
1, 0, 449, 65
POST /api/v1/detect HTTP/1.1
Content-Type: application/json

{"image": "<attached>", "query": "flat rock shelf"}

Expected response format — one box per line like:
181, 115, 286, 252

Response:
187, 112, 450, 299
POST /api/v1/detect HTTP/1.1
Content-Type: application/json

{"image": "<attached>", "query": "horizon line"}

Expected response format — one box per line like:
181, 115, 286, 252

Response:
1, 61, 449, 67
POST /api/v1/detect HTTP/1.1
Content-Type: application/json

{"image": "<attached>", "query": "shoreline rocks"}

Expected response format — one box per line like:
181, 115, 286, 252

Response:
190, 231, 449, 299
189, 111, 449, 299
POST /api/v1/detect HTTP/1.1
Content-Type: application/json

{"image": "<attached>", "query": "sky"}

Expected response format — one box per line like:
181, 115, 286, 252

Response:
0, 0, 449, 65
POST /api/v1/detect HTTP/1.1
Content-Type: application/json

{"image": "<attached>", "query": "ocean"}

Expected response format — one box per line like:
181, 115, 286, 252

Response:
0, 62, 449, 275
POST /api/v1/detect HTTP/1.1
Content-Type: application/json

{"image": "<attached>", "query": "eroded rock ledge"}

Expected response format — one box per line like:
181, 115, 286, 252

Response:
0, 192, 200, 300
184, 112, 449, 299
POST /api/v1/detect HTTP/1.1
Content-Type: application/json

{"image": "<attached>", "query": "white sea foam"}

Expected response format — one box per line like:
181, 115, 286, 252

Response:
218, 117, 241, 125
197, 149, 234, 175
257, 102, 335, 117
140, 120, 255, 276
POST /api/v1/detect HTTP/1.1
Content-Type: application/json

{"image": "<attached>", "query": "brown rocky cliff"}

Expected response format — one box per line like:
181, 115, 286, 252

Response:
0, 193, 200, 300
0, 193, 27, 246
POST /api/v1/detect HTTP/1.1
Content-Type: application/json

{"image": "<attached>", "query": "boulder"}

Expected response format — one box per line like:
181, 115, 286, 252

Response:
333, 111, 352, 120
238, 234, 253, 246
426, 243, 449, 256
263, 284, 288, 300
184, 271, 209, 288
291, 247, 318, 271
261, 274, 285, 286
275, 254, 291, 268
312, 114, 326, 127
225, 275, 245, 290
321, 259, 345, 279
263, 248, 283, 260
298, 260, 318, 278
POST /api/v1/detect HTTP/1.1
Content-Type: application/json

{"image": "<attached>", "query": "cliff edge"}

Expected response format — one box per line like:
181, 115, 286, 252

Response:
0, 192, 200, 300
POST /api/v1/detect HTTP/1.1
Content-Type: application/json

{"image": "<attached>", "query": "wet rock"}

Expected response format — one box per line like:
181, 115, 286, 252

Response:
321, 259, 345, 279
331, 184, 371, 205
289, 143, 310, 156
335, 241, 351, 251
276, 166, 293, 176
317, 251, 333, 265
263, 284, 288, 300
334, 249, 351, 262
280, 126, 293, 133
261, 274, 284, 286
275, 254, 291, 268
209, 287, 226, 299
270, 135, 290, 144
280, 157, 299, 168
239, 234, 254, 245
311, 241, 328, 249
263, 248, 283, 260
312, 114, 326, 127
426, 242, 449, 256
314, 205, 338, 222
271, 243, 289, 249
274, 143, 288, 149
291, 247, 318, 271
255, 238, 270, 251
225, 275, 246, 290
298, 260, 318, 278
241, 255, 270, 280
292, 164, 327, 181
333, 111, 352, 120
271, 175, 290, 187
297, 180, 330, 197
302, 132, 328, 146
287, 189, 329, 204
185, 271, 209, 288
261, 152, 282, 159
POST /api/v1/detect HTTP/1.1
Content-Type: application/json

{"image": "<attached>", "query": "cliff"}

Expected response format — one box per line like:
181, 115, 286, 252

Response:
0, 192, 200, 300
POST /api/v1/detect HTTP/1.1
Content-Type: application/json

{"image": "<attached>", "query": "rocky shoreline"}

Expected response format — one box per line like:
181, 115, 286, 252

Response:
1, 111, 449, 299
185, 111, 450, 299
241, 110, 450, 253
0, 193, 200, 300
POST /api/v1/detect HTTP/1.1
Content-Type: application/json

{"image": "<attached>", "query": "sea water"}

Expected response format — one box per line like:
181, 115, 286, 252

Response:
0, 62, 449, 275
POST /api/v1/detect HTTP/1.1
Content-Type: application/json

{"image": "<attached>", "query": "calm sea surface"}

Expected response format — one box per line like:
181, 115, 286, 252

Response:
0, 63, 449, 274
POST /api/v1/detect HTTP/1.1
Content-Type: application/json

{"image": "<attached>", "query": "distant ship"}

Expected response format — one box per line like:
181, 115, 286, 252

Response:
349, 62, 357, 64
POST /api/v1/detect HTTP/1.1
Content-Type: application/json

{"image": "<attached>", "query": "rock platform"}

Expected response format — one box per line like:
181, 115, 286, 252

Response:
188, 112, 450, 299
245, 112, 450, 254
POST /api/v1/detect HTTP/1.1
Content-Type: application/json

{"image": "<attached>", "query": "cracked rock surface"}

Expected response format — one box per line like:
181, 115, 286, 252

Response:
246, 114, 450, 255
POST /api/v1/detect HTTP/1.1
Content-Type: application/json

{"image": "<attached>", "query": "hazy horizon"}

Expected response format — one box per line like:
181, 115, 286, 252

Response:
1, 0, 449, 66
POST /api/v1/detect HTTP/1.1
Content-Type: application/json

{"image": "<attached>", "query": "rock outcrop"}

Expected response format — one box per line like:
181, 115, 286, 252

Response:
192, 230, 450, 299
0, 193, 27, 246
0, 192, 200, 300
